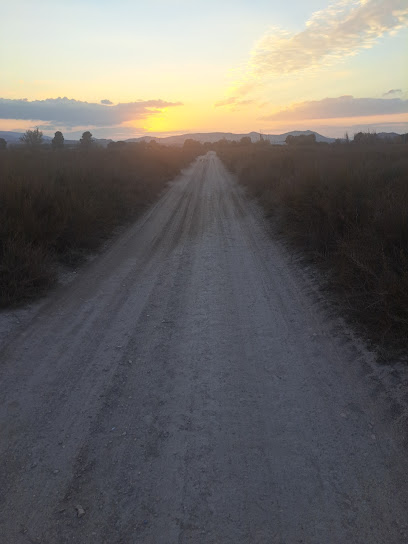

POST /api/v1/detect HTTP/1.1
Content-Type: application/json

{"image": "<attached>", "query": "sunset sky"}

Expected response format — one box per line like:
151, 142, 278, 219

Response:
1, 0, 407, 139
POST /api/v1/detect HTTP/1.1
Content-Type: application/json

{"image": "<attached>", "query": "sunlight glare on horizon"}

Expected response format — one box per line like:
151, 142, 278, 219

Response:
1, 0, 407, 138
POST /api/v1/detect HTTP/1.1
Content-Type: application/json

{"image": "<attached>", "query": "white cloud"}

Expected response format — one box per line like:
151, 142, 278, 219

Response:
214, 97, 256, 108
251, 0, 408, 76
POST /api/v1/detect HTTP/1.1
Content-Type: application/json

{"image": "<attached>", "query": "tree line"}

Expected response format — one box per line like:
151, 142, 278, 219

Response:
1, 129, 407, 152
0, 128, 95, 150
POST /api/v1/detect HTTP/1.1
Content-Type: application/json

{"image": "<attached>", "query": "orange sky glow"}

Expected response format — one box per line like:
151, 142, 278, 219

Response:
1, 0, 407, 139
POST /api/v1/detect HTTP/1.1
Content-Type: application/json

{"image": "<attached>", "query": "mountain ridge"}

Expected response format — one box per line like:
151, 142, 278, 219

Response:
124, 130, 336, 145
0, 130, 404, 146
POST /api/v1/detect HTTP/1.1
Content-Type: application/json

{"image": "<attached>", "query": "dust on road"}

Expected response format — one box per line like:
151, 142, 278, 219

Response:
0, 152, 407, 543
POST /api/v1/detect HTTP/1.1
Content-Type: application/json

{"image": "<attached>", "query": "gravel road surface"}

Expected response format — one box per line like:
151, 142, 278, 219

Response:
1, 152, 407, 543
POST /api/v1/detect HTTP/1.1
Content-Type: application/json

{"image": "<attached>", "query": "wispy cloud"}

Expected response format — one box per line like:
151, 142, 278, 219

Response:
383, 89, 403, 96
0, 97, 183, 127
215, 0, 408, 103
100, 99, 113, 105
250, 0, 408, 78
260, 95, 408, 121
214, 97, 255, 108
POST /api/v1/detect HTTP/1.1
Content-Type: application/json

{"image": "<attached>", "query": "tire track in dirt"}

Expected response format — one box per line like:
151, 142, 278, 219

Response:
0, 152, 407, 544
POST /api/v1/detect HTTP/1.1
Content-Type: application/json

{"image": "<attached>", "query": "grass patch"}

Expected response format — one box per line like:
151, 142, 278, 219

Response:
0, 142, 202, 306
216, 140, 408, 354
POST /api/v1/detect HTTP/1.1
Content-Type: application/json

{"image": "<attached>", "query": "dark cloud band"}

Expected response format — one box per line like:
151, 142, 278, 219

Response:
260, 96, 408, 121
0, 97, 183, 127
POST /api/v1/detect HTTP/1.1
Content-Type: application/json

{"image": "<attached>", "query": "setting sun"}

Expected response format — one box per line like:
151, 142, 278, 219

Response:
1, 0, 406, 139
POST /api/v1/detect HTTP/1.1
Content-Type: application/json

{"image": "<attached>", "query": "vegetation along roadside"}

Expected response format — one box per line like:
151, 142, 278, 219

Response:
216, 135, 408, 357
0, 133, 203, 306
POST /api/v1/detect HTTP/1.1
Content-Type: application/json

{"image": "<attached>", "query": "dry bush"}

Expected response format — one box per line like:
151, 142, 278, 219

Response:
217, 140, 408, 350
0, 142, 202, 305
0, 237, 55, 305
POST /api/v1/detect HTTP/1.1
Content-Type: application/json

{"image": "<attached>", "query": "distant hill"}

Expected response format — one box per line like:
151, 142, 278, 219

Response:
0, 130, 405, 147
0, 130, 335, 146
0, 131, 52, 143
125, 130, 337, 146
126, 132, 253, 145
377, 132, 401, 140
267, 130, 335, 145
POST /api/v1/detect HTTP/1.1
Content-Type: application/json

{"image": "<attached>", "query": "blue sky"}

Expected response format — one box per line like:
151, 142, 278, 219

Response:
1, 0, 407, 137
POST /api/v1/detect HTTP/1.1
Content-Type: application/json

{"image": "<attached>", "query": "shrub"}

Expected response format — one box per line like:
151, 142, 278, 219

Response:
216, 140, 408, 350
20, 127, 44, 148
52, 131, 64, 150
0, 142, 203, 305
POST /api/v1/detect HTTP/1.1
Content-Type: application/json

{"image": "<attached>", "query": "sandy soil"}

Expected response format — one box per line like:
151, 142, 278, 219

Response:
0, 152, 407, 543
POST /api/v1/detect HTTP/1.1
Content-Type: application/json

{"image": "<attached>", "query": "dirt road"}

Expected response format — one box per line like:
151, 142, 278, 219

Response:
0, 152, 407, 543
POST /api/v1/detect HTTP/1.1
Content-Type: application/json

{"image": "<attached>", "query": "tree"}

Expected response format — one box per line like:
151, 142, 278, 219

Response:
107, 140, 126, 150
0, 138, 7, 150
80, 131, 94, 149
52, 131, 64, 149
183, 138, 201, 151
285, 134, 316, 145
240, 136, 252, 145
20, 127, 43, 148
353, 131, 379, 144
